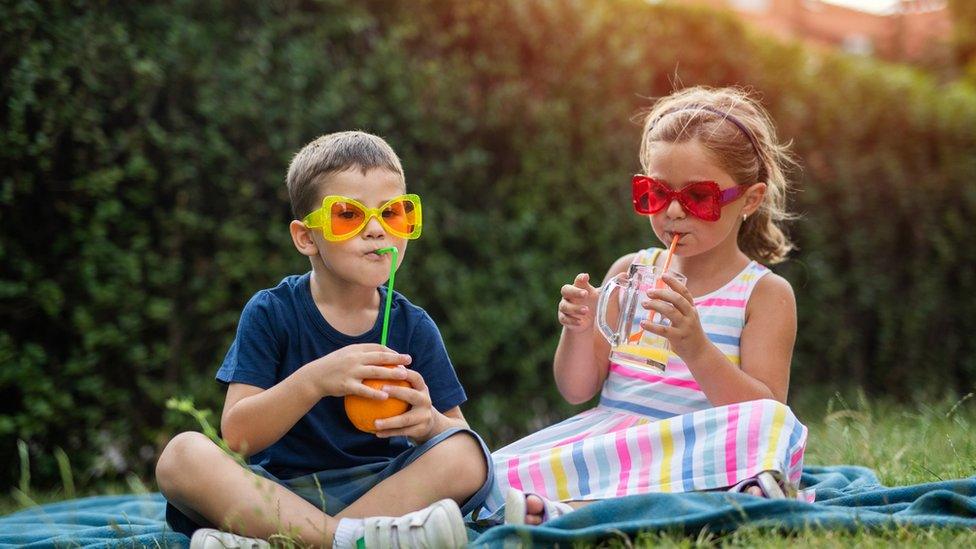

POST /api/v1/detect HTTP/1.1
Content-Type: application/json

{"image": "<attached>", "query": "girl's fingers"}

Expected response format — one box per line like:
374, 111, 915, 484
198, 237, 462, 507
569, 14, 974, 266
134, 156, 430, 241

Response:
642, 299, 679, 324
558, 313, 583, 326
647, 288, 694, 316
561, 284, 589, 301
559, 300, 589, 316
641, 321, 669, 336
663, 275, 695, 303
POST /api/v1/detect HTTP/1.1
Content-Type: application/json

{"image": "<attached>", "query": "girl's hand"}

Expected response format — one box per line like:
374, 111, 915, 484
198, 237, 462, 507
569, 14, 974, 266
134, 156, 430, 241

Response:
558, 273, 598, 333
304, 344, 412, 399
640, 273, 710, 360
373, 369, 438, 442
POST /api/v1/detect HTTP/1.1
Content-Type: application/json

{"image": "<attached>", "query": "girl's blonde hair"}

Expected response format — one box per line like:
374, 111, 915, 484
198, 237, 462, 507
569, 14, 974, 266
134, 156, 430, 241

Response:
639, 86, 797, 264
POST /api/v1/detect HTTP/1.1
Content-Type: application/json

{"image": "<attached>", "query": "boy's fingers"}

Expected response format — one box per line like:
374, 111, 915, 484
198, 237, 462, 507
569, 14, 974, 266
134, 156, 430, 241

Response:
374, 409, 425, 433
383, 380, 428, 405
348, 382, 389, 400
399, 368, 429, 392
361, 365, 409, 380
363, 351, 412, 366
374, 426, 416, 439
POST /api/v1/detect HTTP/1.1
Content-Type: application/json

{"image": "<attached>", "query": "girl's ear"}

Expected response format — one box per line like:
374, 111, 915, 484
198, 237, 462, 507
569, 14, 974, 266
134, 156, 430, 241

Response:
742, 182, 767, 218
290, 220, 320, 257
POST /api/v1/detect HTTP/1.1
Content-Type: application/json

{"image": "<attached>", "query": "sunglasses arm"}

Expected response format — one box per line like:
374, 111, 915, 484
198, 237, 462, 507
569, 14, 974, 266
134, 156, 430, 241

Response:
719, 185, 747, 205
303, 210, 326, 229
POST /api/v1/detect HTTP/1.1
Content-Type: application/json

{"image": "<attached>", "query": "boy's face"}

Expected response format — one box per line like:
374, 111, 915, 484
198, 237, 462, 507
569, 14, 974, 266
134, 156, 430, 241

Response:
301, 167, 410, 288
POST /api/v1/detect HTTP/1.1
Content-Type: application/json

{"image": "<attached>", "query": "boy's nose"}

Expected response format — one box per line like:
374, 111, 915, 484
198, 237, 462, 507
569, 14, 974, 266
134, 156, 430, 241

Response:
361, 215, 386, 239
665, 198, 686, 219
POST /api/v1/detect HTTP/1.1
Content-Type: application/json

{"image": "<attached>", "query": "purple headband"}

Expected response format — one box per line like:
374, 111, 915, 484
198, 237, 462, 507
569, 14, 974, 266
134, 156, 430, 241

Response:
652, 104, 764, 172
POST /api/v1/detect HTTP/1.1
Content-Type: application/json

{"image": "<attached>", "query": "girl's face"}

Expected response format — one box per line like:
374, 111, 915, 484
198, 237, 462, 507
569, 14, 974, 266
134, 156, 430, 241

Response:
643, 139, 764, 257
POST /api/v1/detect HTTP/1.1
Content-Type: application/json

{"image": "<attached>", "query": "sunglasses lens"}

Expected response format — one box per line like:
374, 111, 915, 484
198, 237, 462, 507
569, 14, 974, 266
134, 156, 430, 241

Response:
381, 197, 419, 237
682, 182, 720, 220
633, 177, 663, 214
647, 181, 673, 213
330, 201, 367, 237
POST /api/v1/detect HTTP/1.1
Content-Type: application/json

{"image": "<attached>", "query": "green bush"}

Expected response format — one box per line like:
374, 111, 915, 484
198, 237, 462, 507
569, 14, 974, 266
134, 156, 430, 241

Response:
2, 0, 975, 490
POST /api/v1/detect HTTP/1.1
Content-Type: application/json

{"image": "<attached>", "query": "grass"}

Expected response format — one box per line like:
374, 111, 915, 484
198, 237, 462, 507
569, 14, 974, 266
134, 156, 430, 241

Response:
3, 391, 975, 546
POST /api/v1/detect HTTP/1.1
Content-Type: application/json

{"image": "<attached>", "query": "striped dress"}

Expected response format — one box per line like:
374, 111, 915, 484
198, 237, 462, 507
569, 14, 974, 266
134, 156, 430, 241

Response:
480, 248, 808, 521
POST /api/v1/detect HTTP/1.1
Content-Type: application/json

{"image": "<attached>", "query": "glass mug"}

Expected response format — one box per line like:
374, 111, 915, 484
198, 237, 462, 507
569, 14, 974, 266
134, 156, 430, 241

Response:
596, 264, 687, 371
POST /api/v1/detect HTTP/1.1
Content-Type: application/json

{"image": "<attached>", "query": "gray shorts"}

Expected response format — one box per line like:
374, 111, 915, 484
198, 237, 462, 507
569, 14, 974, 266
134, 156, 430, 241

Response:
165, 427, 494, 537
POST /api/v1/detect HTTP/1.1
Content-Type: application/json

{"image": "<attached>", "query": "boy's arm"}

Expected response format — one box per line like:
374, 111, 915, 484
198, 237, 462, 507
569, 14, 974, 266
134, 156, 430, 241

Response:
437, 406, 470, 431
220, 376, 320, 457
221, 344, 412, 456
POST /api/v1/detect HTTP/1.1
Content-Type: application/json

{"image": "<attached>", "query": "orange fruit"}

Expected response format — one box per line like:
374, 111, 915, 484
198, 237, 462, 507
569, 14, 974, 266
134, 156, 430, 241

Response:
344, 368, 410, 433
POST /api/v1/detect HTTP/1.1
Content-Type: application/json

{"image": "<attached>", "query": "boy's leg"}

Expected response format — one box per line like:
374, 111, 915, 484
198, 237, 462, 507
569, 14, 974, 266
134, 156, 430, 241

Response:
156, 431, 335, 545
336, 430, 489, 519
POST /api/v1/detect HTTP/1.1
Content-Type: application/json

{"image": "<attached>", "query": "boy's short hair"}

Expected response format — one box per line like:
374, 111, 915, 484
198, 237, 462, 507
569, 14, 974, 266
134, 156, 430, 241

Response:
286, 131, 405, 219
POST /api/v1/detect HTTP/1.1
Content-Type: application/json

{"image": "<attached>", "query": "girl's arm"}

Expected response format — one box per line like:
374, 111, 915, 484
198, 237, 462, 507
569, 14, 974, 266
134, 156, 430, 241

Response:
650, 272, 796, 405
553, 253, 634, 404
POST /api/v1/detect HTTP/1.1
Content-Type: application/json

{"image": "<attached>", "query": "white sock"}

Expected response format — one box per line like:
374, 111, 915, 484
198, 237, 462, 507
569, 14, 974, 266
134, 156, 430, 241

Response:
332, 518, 365, 549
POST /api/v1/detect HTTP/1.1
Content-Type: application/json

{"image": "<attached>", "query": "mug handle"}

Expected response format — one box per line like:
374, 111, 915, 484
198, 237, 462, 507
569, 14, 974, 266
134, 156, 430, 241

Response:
596, 273, 626, 346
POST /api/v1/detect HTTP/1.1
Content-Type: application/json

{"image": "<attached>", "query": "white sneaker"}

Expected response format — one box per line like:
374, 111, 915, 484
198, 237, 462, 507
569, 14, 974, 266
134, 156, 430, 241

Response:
189, 528, 270, 549
363, 498, 467, 549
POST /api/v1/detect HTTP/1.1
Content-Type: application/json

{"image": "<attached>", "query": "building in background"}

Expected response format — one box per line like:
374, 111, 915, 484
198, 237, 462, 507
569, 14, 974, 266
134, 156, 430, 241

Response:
670, 0, 950, 62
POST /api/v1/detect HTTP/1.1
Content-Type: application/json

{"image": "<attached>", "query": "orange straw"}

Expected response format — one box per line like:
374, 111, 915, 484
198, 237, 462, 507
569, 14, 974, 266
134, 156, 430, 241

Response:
658, 233, 681, 289
628, 233, 681, 343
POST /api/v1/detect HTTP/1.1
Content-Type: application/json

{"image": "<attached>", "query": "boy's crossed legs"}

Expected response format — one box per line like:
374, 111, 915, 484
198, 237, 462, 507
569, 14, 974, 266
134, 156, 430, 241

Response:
157, 429, 489, 546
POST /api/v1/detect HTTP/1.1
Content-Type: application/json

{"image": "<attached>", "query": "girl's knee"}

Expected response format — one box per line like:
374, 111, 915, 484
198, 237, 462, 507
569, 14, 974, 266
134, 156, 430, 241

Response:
155, 431, 220, 495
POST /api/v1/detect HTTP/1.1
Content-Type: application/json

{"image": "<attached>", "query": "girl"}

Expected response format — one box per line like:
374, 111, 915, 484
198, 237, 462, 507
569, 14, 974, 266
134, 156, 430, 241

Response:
483, 86, 808, 525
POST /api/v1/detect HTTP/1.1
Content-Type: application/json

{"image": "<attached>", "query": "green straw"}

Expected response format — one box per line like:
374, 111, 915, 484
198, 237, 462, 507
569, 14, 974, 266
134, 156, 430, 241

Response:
376, 246, 399, 346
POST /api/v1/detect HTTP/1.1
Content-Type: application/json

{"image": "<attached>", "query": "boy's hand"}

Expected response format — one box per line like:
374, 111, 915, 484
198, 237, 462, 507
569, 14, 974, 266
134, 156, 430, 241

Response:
306, 344, 412, 400
372, 369, 439, 442
558, 273, 598, 333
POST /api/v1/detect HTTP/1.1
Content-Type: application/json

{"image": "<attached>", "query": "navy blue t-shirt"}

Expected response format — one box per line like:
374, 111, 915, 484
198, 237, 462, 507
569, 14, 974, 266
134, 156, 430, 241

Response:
216, 273, 466, 480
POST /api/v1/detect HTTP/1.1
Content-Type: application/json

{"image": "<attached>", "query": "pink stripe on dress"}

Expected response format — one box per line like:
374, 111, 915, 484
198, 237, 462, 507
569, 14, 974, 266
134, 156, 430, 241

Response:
527, 454, 547, 494
610, 362, 701, 391
507, 456, 522, 490
790, 446, 804, 468
696, 297, 747, 308
746, 403, 763, 471
614, 430, 632, 496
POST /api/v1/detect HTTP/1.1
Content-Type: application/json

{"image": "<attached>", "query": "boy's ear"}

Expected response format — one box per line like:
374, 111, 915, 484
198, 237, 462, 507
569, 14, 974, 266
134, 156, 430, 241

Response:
742, 182, 767, 218
290, 220, 320, 257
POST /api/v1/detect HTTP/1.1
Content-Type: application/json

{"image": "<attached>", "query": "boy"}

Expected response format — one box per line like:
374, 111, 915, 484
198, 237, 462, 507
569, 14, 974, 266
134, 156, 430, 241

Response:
156, 131, 492, 548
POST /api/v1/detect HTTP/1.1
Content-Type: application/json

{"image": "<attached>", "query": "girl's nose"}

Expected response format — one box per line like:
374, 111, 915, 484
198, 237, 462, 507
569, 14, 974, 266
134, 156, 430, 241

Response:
361, 215, 386, 239
665, 198, 686, 219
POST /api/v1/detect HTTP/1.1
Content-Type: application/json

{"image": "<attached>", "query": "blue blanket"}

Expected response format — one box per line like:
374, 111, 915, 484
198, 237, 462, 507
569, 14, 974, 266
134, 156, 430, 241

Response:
2, 466, 974, 548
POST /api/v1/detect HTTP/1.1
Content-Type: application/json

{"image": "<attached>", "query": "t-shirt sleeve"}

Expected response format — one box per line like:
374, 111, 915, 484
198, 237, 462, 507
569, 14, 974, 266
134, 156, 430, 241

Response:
409, 311, 466, 412
216, 292, 281, 389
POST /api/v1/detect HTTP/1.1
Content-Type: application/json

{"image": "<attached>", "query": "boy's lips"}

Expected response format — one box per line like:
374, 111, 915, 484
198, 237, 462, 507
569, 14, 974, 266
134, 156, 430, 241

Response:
364, 249, 390, 260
